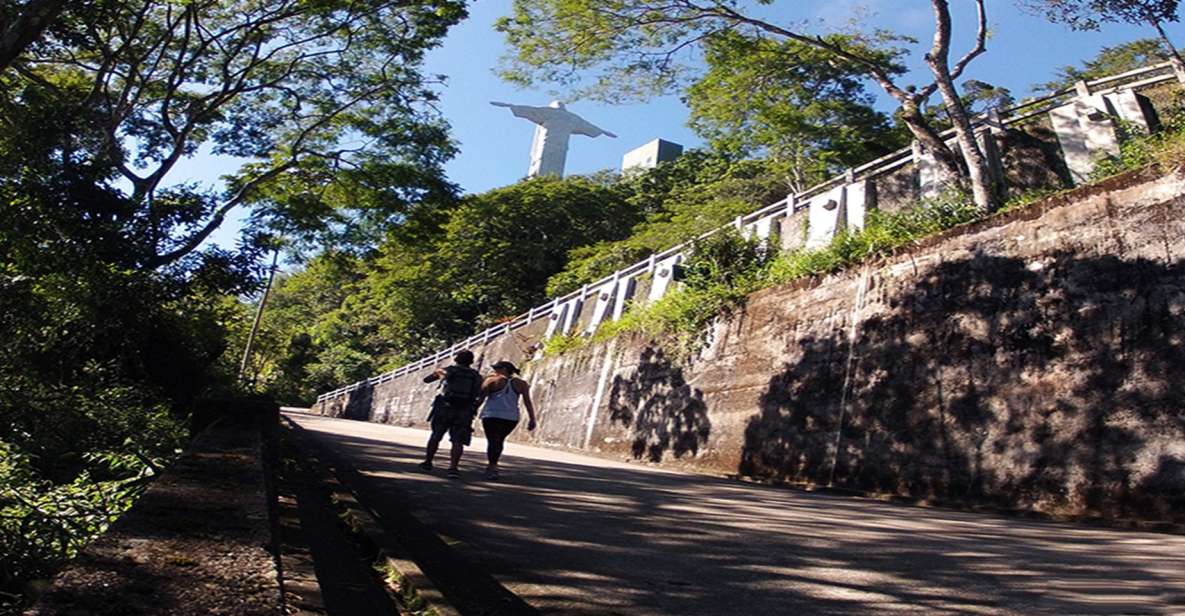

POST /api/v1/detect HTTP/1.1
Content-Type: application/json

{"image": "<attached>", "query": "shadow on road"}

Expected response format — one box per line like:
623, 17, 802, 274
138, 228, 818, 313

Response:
292, 416, 1185, 616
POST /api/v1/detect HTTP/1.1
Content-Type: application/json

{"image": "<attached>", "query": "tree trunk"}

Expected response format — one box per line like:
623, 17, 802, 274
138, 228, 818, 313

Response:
931, 74, 997, 211
0, 0, 68, 74
239, 248, 281, 387
898, 100, 966, 187
1152, 21, 1185, 85
925, 0, 998, 212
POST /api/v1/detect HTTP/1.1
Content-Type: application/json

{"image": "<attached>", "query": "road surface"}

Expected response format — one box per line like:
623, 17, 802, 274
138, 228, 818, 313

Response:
285, 411, 1185, 615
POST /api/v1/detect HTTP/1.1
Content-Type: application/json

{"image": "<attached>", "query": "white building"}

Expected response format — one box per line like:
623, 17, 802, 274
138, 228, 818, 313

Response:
622, 139, 683, 172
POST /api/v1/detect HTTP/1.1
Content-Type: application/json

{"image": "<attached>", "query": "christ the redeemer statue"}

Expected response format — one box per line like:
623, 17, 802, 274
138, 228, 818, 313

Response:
491, 100, 617, 178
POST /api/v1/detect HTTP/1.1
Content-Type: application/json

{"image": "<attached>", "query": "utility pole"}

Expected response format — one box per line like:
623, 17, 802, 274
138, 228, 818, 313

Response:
239, 248, 280, 386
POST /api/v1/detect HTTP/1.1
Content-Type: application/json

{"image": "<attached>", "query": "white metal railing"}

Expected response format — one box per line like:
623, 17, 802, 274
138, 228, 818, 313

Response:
315, 62, 1179, 404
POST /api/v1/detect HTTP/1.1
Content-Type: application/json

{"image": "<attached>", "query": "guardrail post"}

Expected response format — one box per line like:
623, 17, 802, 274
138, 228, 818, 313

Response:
987, 108, 1007, 136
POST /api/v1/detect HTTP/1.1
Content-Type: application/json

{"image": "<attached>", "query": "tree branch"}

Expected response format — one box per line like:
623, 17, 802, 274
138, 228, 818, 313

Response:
0, 0, 68, 73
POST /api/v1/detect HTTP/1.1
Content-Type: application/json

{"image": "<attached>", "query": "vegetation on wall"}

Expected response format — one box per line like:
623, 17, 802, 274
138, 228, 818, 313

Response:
585, 107, 1185, 360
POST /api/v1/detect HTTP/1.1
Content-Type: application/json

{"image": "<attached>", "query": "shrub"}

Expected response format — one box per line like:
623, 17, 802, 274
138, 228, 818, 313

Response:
1088, 93, 1185, 181
767, 191, 979, 285
542, 332, 585, 356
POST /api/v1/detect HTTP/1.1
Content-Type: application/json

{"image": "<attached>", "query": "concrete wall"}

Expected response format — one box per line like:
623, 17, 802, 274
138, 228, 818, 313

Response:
317, 166, 1185, 522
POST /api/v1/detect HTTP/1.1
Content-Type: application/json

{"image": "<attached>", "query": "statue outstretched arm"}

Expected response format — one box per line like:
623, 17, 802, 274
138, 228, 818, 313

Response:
490, 101, 550, 125
570, 117, 617, 139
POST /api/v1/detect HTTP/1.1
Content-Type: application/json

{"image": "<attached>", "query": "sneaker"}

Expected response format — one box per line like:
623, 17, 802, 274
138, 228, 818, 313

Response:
446, 468, 461, 479
418, 461, 433, 472
484, 467, 500, 481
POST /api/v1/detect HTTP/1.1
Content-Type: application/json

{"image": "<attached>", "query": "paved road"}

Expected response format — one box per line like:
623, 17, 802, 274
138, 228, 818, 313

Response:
285, 412, 1185, 615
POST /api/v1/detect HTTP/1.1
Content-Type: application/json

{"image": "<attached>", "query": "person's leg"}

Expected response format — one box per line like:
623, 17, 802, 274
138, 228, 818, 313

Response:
482, 418, 502, 466
482, 418, 517, 470
448, 441, 464, 471
446, 413, 469, 476
422, 415, 446, 469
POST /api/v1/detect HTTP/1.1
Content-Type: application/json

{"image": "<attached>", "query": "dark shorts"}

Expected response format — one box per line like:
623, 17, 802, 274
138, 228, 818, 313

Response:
430, 405, 473, 445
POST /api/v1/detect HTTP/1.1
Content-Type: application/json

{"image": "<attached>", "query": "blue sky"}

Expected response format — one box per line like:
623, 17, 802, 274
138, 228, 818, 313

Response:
201, 0, 1170, 248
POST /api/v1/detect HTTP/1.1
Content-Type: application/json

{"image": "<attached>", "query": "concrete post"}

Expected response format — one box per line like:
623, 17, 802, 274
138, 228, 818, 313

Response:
806, 184, 847, 250
843, 179, 872, 233
987, 108, 1007, 137
543, 298, 567, 340
913, 140, 946, 200
585, 275, 619, 335
612, 276, 637, 321
1104, 89, 1156, 134
648, 254, 682, 302
753, 214, 783, 245
559, 296, 582, 336
1052, 81, 1159, 184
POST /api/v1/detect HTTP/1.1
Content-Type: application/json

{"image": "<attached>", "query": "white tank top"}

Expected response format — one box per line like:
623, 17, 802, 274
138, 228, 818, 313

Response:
480, 377, 521, 421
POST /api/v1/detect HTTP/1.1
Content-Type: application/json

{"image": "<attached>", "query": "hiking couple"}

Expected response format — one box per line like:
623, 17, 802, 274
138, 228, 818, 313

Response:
419, 350, 537, 480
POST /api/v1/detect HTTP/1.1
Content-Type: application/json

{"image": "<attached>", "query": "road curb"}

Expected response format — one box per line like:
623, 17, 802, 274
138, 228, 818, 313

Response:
282, 416, 462, 616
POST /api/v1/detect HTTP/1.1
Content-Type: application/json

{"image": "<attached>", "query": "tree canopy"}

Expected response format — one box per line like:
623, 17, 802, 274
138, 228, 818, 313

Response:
684, 31, 908, 193
0, 0, 466, 607
496, 0, 1001, 210
7, 0, 466, 266
1033, 38, 1175, 92
1025, 0, 1185, 82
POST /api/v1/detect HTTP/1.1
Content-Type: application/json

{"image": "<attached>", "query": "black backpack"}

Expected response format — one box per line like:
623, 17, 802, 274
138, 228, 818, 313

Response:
438, 366, 481, 409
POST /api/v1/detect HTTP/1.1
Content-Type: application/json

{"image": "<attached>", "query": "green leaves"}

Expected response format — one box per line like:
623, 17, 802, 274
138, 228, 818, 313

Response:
1033, 38, 1174, 92
239, 176, 636, 402
686, 31, 908, 192
7, 0, 467, 267
546, 152, 787, 296
1025, 0, 1180, 30
496, 0, 711, 102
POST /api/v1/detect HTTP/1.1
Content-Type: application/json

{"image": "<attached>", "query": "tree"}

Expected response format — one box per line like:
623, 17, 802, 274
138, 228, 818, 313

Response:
406, 176, 638, 333
685, 31, 909, 193
250, 176, 639, 401
1033, 38, 1174, 92
0, 0, 467, 603
7, 0, 466, 269
546, 151, 788, 295
960, 79, 1016, 115
1025, 0, 1185, 83
497, 0, 1003, 211
0, 0, 68, 72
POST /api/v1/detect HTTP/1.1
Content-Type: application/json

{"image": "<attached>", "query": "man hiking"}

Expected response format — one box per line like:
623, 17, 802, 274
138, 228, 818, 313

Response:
419, 350, 483, 478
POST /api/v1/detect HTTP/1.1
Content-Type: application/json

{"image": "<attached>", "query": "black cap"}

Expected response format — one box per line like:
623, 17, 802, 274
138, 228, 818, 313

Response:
491, 360, 519, 374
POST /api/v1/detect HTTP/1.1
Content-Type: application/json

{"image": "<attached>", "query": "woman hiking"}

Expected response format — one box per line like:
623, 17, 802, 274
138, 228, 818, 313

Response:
476, 361, 537, 480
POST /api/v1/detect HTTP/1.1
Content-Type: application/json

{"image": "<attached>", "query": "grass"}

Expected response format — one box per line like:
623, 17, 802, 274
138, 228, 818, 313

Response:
1088, 97, 1185, 182
376, 561, 436, 616
548, 192, 982, 359
541, 332, 585, 357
